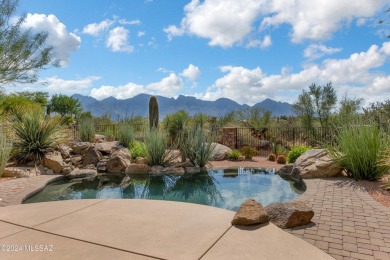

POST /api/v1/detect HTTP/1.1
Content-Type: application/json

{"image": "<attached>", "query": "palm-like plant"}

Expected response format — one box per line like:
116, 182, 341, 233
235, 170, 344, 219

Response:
12, 108, 68, 164
182, 126, 216, 167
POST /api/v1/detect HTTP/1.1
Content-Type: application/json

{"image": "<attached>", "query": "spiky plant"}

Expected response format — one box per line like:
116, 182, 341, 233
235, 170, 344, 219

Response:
117, 123, 134, 148
144, 129, 177, 166
79, 117, 95, 142
149, 96, 159, 130
11, 109, 68, 164
182, 126, 216, 167
0, 124, 13, 177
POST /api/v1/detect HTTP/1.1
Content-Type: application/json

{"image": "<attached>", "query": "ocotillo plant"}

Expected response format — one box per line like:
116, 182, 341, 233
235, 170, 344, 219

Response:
149, 96, 159, 130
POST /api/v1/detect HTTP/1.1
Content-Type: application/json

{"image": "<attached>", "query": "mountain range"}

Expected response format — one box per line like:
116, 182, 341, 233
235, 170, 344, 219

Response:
72, 94, 294, 120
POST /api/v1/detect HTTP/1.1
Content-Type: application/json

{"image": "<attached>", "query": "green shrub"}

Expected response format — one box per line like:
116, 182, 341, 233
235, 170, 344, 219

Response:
227, 149, 242, 161
329, 124, 390, 180
0, 126, 13, 177
240, 146, 258, 160
182, 127, 216, 167
287, 145, 312, 163
144, 129, 177, 166
276, 144, 288, 156
117, 124, 134, 148
130, 141, 147, 160
11, 110, 68, 164
79, 118, 95, 142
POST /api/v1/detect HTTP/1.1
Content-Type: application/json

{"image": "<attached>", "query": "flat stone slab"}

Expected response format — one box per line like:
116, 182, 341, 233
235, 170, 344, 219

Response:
203, 223, 333, 260
0, 199, 105, 227
0, 229, 153, 260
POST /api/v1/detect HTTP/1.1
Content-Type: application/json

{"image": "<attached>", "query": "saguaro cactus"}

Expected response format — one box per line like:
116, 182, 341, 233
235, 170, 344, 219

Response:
149, 96, 159, 130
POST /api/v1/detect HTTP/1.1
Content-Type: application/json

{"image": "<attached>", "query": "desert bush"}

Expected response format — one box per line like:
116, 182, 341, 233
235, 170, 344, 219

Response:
117, 124, 134, 148
182, 126, 216, 167
268, 153, 276, 161
144, 129, 177, 166
79, 118, 95, 142
227, 149, 242, 161
276, 144, 288, 156
240, 146, 258, 160
130, 141, 147, 160
11, 109, 68, 164
329, 123, 389, 180
287, 145, 312, 163
0, 126, 13, 177
276, 154, 287, 164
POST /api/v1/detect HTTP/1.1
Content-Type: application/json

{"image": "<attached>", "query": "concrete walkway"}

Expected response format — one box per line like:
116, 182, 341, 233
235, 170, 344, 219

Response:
0, 199, 332, 260
286, 178, 390, 260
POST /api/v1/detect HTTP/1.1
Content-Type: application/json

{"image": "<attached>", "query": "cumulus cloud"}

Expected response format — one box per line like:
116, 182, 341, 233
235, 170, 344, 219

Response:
247, 35, 272, 48
181, 64, 201, 81
119, 19, 141, 25
197, 42, 390, 105
82, 19, 114, 36
165, 0, 263, 47
304, 44, 342, 60
90, 73, 183, 100
23, 14, 81, 66
106, 26, 134, 53
166, 0, 387, 46
261, 0, 388, 43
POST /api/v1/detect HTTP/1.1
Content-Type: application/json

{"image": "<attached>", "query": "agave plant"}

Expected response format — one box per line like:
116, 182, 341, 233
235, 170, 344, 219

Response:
11, 109, 68, 164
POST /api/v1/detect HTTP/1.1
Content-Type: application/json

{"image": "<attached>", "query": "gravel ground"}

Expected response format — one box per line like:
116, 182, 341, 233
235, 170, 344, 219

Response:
357, 175, 390, 208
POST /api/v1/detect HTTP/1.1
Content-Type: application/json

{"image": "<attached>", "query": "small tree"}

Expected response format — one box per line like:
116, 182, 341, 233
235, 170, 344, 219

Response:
293, 82, 337, 129
0, 0, 58, 85
49, 94, 82, 117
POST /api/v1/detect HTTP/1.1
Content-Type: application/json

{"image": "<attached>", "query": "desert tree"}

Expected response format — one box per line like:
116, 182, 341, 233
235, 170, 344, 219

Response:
0, 0, 58, 85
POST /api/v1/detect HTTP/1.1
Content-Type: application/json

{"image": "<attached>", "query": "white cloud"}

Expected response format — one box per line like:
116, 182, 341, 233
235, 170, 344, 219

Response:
106, 26, 134, 53
90, 73, 183, 100
197, 42, 390, 105
304, 44, 342, 60
165, 0, 263, 47
83, 19, 114, 36
166, 0, 387, 46
137, 31, 145, 37
23, 14, 81, 66
247, 35, 272, 48
119, 19, 141, 25
261, 0, 388, 43
181, 64, 201, 81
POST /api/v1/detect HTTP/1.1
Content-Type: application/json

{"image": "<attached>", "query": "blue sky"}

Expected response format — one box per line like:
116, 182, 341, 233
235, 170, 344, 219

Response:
6, 0, 390, 105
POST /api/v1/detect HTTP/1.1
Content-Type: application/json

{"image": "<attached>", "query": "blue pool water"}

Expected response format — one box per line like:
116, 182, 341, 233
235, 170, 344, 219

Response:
24, 168, 305, 210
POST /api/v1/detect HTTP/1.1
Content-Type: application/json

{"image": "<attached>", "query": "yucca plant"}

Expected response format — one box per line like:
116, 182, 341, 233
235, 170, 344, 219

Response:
0, 125, 13, 177
79, 118, 95, 142
11, 109, 68, 164
329, 123, 390, 180
182, 126, 216, 167
117, 123, 134, 148
143, 129, 177, 166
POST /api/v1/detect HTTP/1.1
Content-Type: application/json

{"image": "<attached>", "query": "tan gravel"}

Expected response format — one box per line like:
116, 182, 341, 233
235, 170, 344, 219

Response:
356, 175, 390, 208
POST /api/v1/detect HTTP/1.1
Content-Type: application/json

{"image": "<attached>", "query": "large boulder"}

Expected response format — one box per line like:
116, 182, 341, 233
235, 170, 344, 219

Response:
95, 141, 119, 154
231, 199, 269, 226
106, 147, 131, 173
265, 201, 314, 229
82, 146, 102, 166
211, 143, 232, 161
276, 164, 301, 181
149, 165, 164, 174
94, 134, 106, 143
43, 151, 67, 174
57, 144, 73, 159
69, 142, 90, 154
125, 164, 150, 174
294, 149, 343, 179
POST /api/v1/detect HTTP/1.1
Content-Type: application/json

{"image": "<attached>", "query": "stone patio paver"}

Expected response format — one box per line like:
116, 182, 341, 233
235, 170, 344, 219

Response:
286, 177, 390, 260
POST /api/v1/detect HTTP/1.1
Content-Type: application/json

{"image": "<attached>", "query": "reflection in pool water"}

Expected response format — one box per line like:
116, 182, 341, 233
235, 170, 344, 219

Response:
24, 168, 306, 210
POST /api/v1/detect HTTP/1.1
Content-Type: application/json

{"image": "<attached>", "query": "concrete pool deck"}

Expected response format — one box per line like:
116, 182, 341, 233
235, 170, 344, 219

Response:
1, 168, 390, 259
0, 199, 332, 260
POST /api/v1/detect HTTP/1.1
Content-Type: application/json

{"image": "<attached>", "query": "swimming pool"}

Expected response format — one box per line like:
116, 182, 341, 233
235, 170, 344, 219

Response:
24, 167, 305, 210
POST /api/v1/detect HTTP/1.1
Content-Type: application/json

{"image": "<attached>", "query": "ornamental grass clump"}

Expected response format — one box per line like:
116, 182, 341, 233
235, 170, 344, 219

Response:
144, 129, 177, 166
117, 123, 134, 148
11, 109, 68, 164
227, 149, 242, 161
79, 118, 95, 142
329, 123, 390, 180
182, 126, 216, 167
0, 125, 13, 177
